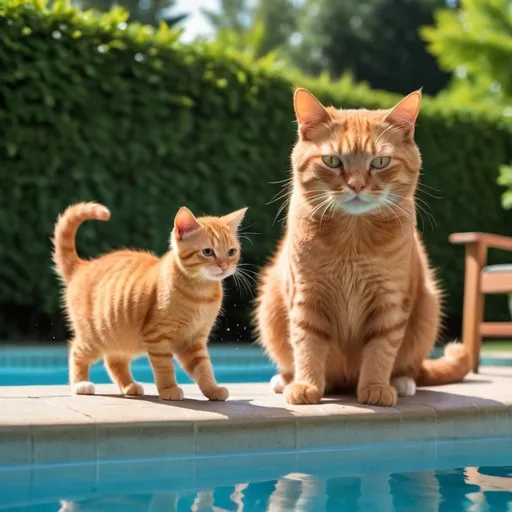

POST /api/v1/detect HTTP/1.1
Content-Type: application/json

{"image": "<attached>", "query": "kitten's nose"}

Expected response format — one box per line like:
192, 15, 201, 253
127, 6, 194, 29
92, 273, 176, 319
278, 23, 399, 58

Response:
347, 181, 364, 194
217, 261, 228, 271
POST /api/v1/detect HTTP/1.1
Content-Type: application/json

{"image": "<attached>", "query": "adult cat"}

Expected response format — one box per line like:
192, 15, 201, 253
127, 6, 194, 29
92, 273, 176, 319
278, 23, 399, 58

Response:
256, 88, 470, 406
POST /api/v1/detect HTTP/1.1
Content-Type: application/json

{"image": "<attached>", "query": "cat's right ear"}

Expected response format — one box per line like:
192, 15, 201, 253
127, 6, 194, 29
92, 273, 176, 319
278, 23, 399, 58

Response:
294, 88, 331, 140
174, 207, 201, 240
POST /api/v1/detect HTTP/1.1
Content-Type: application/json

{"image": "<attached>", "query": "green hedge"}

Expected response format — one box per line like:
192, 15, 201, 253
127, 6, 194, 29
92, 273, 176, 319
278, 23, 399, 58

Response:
1, 0, 512, 341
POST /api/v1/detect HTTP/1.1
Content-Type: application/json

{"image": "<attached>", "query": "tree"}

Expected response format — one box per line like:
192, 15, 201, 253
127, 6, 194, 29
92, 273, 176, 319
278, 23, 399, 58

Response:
288, 0, 450, 95
422, 0, 512, 102
76, 0, 187, 27
202, 0, 299, 61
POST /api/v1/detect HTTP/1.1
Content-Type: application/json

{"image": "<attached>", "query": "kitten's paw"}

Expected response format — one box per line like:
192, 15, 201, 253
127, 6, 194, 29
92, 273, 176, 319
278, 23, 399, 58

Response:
204, 386, 229, 401
72, 381, 95, 395
271, 374, 286, 394
284, 382, 322, 405
358, 384, 397, 407
123, 382, 144, 396
159, 386, 184, 401
392, 377, 416, 397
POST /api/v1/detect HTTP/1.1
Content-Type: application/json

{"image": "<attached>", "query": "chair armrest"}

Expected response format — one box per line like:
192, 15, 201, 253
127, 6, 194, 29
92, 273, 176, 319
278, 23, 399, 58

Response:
449, 232, 512, 252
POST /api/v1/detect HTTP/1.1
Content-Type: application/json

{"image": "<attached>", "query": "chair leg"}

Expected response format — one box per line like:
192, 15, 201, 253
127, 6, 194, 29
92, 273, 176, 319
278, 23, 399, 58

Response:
461, 243, 487, 373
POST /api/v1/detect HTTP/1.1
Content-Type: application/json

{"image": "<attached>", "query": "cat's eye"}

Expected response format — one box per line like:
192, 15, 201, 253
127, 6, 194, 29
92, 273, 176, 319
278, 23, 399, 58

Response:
227, 248, 237, 257
322, 155, 342, 168
202, 248, 215, 257
370, 156, 391, 170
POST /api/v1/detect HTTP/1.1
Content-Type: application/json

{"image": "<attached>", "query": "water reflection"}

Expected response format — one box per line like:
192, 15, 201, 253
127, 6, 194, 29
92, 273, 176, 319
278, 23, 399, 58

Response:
7, 466, 512, 511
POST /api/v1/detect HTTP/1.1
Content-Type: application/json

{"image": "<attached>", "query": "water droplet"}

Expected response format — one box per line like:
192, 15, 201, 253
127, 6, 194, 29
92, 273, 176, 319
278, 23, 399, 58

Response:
117, 22, 127, 30
134, 53, 145, 62
52, 30, 62, 39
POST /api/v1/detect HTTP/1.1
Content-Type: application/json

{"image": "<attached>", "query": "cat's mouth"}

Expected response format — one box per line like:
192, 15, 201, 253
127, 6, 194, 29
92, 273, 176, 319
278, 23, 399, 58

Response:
205, 267, 234, 281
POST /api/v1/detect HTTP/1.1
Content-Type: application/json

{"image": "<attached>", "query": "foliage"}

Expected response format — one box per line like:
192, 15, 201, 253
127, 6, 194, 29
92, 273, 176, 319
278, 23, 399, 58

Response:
1, 0, 512, 341
76, 0, 187, 27
422, 0, 512, 104
202, 0, 298, 63
498, 164, 512, 209
288, 0, 451, 95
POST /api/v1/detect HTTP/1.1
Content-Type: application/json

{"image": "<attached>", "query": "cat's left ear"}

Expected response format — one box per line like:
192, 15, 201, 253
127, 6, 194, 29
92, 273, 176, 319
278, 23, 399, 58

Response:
384, 89, 422, 138
223, 207, 248, 234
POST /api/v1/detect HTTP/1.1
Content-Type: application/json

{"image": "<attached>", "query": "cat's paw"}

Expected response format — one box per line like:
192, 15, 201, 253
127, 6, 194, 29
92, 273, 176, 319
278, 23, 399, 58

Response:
284, 382, 322, 405
357, 384, 397, 407
72, 381, 95, 395
204, 386, 229, 401
392, 377, 416, 397
123, 382, 144, 396
159, 386, 184, 401
270, 374, 286, 394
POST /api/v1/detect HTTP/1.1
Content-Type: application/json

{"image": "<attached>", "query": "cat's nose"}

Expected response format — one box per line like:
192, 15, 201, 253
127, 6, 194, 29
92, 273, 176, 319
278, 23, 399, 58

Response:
217, 261, 228, 271
347, 181, 364, 194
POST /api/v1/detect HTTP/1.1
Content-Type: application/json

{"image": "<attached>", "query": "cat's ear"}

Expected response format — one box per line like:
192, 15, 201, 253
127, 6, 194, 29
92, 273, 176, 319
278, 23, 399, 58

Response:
223, 207, 248, 234
174, 207, 201, 240
384, 89, 422, 138
294, 88, 331, 139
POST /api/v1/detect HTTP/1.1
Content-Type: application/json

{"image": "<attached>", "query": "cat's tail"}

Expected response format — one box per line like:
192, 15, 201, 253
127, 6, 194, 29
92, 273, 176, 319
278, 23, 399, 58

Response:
52, 202, 111, 283
416, 342, 471, 386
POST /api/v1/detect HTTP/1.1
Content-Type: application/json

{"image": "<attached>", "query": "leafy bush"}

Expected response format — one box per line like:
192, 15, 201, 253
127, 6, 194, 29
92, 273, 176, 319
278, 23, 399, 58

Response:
1, 0, 512, 341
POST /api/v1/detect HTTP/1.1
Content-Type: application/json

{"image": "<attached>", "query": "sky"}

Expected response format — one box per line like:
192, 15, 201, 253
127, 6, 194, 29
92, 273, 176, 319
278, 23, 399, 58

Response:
174, 0, 219, 42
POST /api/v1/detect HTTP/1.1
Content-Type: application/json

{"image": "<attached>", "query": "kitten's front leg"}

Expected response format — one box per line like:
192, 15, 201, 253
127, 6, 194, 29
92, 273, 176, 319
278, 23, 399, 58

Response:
145, 337, 184, 400
176, 339, 229, 401
284, 298, 330, 405
357, 305, 409, 407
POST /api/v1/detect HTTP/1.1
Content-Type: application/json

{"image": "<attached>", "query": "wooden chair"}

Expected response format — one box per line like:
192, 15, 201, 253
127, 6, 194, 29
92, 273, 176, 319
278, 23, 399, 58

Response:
450, 232, 512, 373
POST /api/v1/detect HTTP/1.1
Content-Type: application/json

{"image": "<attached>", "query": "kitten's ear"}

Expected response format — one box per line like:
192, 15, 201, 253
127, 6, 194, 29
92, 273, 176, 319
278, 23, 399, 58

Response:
384, 89, 422, 138
294, 88, 331, 139
223, 207, 248, 234
174, 207, 201, 240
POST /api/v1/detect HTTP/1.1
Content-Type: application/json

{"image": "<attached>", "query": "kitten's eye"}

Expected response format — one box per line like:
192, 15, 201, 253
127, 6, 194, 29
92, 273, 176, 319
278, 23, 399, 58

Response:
227, 248, 237, 257
370, 156, 391, 170
202, 248, 215, 257
321, 155, 342, 168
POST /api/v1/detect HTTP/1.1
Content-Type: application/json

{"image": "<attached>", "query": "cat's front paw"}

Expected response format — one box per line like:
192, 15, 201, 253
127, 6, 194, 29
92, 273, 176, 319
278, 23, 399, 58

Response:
159, 386, 184, 401
357, 384, 397, 407
204, 386, 229, 401
123, 382, 144, 396
284, 382, 322, 405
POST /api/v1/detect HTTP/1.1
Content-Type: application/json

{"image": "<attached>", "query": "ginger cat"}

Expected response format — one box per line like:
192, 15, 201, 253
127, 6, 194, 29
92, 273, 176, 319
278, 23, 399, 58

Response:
256, 88, 470, 406
53, 202, 247, 401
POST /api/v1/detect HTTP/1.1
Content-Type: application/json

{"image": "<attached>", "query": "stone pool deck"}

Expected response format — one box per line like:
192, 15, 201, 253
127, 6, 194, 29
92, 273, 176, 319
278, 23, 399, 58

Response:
1, 367, 511, 467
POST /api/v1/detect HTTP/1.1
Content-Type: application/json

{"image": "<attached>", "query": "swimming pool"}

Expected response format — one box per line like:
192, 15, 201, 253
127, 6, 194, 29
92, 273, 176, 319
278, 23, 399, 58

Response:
2, 437, 512, 511
0, 344, 511, 386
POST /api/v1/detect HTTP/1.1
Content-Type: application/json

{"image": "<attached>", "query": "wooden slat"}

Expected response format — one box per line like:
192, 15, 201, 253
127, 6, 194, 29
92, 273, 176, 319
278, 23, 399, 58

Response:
450, 232, 512, 251
481, 271, 512, 294
480, 322, 512, 337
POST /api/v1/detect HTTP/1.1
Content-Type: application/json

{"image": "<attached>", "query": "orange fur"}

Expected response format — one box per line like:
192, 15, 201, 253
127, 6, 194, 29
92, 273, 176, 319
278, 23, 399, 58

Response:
53, 202, 247, 400
256, 89, 470, 406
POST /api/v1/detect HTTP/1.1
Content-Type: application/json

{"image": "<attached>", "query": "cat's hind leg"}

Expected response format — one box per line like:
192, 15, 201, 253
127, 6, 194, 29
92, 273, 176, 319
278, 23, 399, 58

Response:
69, 340, 100, 395
255, 275, 294, 393
104, 355, 144, 396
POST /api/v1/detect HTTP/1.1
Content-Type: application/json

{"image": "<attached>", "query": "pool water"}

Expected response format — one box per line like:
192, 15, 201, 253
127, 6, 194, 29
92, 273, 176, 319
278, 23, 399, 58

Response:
2, 438, 512, 511
1, 344, 511, 387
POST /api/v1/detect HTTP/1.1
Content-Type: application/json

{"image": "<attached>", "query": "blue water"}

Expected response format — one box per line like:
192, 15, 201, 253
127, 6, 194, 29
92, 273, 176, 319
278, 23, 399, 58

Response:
2, 438, 512, 511
1, 344, 511, 387
0, 345, 276, 386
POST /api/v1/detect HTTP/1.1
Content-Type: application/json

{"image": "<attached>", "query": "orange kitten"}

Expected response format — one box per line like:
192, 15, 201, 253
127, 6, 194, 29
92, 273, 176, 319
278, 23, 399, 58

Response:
256, 88, 470, 406
53, 202, 247, 400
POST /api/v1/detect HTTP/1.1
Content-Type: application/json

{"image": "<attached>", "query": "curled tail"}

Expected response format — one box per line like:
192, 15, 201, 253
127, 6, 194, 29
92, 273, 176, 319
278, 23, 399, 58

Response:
52, 202, 110, 283
416, 342, 471, 386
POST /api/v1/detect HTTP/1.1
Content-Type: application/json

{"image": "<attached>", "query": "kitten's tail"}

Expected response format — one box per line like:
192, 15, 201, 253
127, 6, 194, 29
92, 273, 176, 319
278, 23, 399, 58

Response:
52, 202, 111, 283
416, 342, 471, 386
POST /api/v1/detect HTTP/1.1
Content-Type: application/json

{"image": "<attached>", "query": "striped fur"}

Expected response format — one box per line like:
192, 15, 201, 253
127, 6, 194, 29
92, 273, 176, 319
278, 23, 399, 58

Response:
53, 202, 247, 400
256, 89, 470, 406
